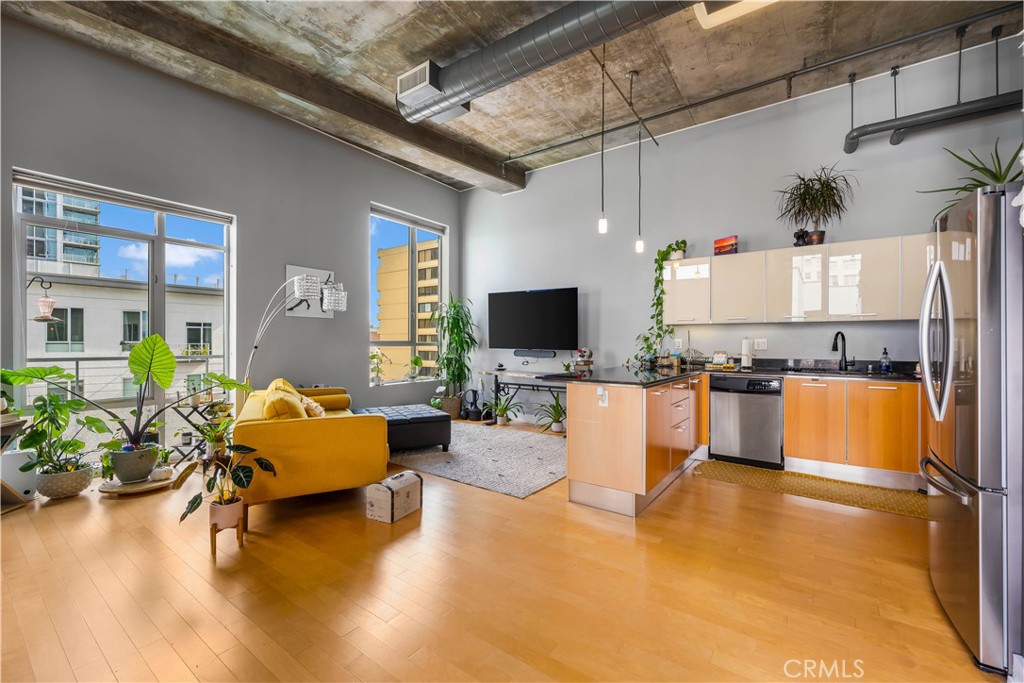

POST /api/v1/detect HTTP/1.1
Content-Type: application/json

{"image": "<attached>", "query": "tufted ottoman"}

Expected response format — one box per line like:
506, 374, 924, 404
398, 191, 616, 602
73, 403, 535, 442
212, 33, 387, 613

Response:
352, 404, 451, 453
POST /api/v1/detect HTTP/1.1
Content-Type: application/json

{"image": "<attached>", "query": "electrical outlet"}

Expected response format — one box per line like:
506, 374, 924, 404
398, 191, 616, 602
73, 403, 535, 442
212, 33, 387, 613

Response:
754, 338, 768, 351
674, 338, 683, 349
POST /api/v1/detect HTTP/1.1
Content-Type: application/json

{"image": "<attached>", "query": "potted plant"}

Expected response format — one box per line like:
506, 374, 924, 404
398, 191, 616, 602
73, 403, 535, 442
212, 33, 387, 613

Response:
179, 437, 276, 538
631, 239, 687, 368
13, 393, 111, 499
369, 349, 389, 387
482, 394, 524, 426
2, 334, 249, 484
151, 446, 175, 481
778, 163, 855, 245
920, 139, 1023, 220
431, 296, 478, 419
405, 355, 424, 381
535, 393, 567, 433
194, 416, 234, 463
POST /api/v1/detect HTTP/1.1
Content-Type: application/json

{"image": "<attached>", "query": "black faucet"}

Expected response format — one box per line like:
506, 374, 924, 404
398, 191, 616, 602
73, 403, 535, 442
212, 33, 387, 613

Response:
831, 331, 855, 370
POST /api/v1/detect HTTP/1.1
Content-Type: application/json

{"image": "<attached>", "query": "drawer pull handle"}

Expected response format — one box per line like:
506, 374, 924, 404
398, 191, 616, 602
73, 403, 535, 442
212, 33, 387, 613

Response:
726, 316, 748, 321
677, 318, 696, 322
868, 386, 898, 391
783, 315, 806, 319
650, 390, 669, 395
850, 312, 878, 317
671, 384, 688, 389
675, 426, 688, 432
801, 383, 828, 388
690, 378, 701, 383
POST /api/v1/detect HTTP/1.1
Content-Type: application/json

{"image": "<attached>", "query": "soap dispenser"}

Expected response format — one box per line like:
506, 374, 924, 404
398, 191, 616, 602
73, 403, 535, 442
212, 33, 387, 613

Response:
880, 347, 893, 373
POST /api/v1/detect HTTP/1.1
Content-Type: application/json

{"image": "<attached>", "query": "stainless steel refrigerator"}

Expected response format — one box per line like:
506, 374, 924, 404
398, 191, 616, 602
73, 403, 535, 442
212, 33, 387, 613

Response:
918, 182, 1023, 675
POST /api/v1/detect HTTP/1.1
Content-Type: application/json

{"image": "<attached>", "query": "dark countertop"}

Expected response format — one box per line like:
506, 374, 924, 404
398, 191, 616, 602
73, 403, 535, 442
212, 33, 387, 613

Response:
561, 365, 919, 387
563, 367, 700, 388
712, 367, 920, 383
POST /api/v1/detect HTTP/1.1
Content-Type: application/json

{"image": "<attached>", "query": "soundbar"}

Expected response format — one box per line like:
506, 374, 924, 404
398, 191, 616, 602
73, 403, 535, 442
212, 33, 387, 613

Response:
513, 349, 556, 359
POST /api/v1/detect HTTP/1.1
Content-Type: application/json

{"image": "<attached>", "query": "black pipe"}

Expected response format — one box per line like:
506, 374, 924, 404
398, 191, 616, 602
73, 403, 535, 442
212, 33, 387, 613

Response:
506, 2, 1020, 162
846, 90, 1022, 153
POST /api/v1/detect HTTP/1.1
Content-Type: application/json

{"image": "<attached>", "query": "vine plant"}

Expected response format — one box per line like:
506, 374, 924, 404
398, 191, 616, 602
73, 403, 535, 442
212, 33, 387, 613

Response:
630, 239, 688, 367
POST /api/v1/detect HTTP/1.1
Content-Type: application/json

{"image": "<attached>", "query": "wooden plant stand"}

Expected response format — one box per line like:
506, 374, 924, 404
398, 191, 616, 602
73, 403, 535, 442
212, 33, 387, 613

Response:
210, 522, 244, 556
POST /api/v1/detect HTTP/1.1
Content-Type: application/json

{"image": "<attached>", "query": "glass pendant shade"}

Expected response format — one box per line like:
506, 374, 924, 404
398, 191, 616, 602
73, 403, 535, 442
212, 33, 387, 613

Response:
321, 282, 348, 312
598, 217, 608, 234
635, 239, 645, 254
294, 274, 322, 299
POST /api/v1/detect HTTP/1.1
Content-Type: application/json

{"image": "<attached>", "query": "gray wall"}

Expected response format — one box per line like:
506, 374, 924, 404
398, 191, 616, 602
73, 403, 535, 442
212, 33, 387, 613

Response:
461, 39, 1023, 378
1, 20, 460, 408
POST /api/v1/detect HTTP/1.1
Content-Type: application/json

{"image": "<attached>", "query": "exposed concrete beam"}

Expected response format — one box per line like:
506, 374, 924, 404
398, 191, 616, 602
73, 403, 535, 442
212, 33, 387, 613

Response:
1, 1, 527, 193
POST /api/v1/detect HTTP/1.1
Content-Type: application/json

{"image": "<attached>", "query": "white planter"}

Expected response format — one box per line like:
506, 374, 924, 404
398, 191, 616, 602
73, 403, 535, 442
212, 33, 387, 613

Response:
496, 415, 509, 426
210, 496, 244, 531
550, 421, 565, 433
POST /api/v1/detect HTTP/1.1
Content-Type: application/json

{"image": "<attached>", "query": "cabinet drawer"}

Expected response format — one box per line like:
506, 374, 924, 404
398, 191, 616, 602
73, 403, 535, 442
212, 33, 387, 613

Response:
671, 419, 693, 467
670, 399, 690, 426
670, 382, 690, 405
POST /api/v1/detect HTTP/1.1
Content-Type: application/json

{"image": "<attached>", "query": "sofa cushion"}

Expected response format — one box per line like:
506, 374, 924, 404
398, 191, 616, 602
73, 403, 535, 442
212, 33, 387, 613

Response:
263, 389, 306, 420
301, 395, 326, 418
268, 378, 300, 397
353, 404, 450, 425
315, 394, 352, 411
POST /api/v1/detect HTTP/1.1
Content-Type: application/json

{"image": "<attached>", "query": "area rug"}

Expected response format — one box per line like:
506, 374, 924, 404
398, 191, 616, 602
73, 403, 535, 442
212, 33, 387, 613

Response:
692, 459, 927, 519
389, 422, 565, 499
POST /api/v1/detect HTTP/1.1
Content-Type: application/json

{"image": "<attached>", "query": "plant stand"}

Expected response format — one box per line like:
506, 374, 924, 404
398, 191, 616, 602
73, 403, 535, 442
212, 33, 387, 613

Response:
210, 521, 244, 557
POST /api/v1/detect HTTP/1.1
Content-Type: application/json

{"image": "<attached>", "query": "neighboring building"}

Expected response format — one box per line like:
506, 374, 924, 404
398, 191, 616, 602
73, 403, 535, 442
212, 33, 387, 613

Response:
372, 235, 440, 382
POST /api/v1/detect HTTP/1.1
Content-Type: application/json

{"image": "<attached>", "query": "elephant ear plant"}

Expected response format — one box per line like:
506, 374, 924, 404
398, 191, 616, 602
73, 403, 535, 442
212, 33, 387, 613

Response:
2, 335, 250, 480
178, 440, 275, 523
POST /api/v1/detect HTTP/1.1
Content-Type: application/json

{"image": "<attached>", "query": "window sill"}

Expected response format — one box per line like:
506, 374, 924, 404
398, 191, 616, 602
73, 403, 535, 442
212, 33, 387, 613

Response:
369, 378, 437, 388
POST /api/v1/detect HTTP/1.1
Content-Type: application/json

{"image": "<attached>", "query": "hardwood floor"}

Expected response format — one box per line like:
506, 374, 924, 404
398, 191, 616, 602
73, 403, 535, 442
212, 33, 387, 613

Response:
1, 445, 995, 682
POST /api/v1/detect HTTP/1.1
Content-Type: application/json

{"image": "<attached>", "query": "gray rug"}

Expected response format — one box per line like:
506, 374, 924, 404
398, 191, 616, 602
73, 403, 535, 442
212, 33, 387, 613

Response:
389, 422, 566, 499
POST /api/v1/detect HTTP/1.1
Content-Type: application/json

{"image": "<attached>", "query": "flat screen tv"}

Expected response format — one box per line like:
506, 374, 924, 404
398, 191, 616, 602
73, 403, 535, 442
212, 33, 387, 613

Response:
488, 287, 578, 350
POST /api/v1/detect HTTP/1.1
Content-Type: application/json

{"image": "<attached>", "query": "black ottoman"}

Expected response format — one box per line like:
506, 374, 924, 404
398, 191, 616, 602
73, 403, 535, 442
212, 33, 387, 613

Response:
353, 404, 451, 452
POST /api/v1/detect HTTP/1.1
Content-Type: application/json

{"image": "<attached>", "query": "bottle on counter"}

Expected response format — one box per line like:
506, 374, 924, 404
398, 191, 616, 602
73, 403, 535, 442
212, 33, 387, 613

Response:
880, 347, 893, 373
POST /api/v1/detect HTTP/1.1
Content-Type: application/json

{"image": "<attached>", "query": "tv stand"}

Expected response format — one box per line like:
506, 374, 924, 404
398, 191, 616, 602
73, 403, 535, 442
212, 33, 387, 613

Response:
480, 370, 567, 425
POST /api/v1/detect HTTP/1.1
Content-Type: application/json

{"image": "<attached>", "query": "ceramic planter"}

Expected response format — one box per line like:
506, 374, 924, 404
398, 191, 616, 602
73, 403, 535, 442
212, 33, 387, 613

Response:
807, 229, 827, 245
496, 415, 510, 426
37, 468, 92, 499
210, 496, 244, 531
550, 421, 565, 433
110, 446, 158, 483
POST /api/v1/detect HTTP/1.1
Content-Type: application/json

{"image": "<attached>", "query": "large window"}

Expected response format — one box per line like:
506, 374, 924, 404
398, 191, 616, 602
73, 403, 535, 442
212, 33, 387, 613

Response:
369, 210, 445, 384
45, 308, 84, 352
15, 173, 232, 456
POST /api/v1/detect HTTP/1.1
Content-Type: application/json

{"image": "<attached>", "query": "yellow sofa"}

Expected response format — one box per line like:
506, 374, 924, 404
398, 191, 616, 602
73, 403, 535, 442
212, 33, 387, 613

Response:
233, 386, 389, 513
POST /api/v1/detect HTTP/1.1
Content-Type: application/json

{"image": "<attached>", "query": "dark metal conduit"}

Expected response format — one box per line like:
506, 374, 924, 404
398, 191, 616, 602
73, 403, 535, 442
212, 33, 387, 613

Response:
397, 1, 694, 123
845, 90, 1022, 153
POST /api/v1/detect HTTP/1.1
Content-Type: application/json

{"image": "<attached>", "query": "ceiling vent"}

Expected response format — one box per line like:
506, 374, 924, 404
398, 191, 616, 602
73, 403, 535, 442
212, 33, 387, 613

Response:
397, 61, 441, 106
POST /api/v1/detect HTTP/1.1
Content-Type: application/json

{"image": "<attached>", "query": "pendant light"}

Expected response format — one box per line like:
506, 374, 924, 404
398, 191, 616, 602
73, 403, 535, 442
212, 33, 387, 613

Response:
597, 47, 608, 235
635, 119, 644, 254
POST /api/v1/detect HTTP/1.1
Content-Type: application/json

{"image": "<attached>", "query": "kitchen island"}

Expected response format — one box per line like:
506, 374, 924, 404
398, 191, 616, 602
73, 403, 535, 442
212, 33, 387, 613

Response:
565, 367, 705, 516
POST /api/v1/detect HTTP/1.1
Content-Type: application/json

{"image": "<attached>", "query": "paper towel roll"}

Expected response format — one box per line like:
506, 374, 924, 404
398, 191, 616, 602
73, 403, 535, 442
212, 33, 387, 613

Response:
741, 338, 753, 368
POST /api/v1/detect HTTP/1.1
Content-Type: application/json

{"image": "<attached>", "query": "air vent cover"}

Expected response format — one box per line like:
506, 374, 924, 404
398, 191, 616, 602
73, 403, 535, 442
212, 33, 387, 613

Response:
397, 61, 441, 106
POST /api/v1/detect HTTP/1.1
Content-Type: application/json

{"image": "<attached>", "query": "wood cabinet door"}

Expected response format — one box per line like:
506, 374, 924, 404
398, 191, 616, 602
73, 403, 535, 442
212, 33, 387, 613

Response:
783, 378, 847, 463
689, 375, 706, 446
670, 419, 692, 469
664, 257, 711, 325
567, 383, 645, 494
847, 381, 919, 472
645, 386, 673, 493
899, 232, 937, 320
710, 251, 766, 323
827, 237, 901, 321
765, 245, 828, 322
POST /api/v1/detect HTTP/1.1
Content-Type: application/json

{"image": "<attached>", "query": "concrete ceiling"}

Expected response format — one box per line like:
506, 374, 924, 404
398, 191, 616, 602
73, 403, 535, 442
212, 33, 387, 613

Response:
3, 1, 1020, 193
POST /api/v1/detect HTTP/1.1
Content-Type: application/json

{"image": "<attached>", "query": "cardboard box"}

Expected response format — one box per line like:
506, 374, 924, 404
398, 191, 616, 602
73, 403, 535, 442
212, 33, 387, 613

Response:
366, 470, 422, 523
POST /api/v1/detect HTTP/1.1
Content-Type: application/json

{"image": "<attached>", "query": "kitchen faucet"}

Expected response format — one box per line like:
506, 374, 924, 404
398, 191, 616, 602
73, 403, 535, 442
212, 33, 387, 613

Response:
831, 331, 855, 370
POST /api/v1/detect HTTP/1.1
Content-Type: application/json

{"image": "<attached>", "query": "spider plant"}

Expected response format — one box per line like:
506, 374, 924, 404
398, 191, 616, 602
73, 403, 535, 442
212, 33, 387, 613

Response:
920, 139, 1023, 220
482, 394, 524, 422
777, 163, 856, 232
534, 393, 567, 432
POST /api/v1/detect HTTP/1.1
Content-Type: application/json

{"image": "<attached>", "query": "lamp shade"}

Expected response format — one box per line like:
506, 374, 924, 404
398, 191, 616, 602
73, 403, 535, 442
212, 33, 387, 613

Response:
34, 293, 58, 320
294, 274, 322, 299
321, 282, 348, 312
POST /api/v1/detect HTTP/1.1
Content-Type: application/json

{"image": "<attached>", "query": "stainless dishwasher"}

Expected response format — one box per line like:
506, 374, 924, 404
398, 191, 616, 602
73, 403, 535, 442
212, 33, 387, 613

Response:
709, 374, 783, 469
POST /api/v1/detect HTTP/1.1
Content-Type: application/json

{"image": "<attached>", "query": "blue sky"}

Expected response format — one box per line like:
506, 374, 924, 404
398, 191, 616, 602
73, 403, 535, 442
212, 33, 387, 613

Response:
94, 203, 225, 287
369, 215, 410, 328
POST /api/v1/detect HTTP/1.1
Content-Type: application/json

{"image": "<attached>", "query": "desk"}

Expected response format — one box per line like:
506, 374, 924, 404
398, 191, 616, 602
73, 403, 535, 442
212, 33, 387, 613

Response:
480, 370, 567, 425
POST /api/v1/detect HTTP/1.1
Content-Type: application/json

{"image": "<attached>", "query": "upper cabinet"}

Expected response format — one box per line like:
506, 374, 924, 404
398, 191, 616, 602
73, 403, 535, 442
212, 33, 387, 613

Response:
765, 245, 827, 323
710, 251, 765, 324
899, 232, 938, 320
826, 237, 900, 322
664, 257, 711, 325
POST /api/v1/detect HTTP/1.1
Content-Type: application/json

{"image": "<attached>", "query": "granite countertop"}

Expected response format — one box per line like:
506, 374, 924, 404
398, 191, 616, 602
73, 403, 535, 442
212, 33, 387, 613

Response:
562, 362, 920, 387
563, 366, 700, 387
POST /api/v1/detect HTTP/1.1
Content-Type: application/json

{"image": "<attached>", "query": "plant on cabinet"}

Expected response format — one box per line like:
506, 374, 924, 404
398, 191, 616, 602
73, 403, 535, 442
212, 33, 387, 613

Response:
920, 138, 1023, 221
632, 239, 688, 368
778, 163, 856, 245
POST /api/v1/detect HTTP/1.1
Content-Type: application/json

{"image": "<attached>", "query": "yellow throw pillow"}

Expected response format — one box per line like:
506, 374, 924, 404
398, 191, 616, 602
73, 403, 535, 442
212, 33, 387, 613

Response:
315, 394, 352, 411
263, 389, 305, 420
300, 395, 326, 418
267, 378, 300, 397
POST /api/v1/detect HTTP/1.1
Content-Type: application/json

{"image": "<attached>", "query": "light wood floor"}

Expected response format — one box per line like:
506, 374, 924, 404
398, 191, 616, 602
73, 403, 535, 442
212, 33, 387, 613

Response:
1, 431, 996, 682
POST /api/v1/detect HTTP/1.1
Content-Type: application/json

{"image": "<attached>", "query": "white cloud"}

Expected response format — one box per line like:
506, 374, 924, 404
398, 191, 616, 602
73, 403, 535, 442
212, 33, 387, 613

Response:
117, 242, 218, 269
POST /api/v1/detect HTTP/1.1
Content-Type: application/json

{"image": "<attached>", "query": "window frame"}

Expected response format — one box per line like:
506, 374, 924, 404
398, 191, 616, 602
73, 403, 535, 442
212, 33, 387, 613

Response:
185, 321, 213, 354
369, 208, 446, 385
45, 307, 85, 352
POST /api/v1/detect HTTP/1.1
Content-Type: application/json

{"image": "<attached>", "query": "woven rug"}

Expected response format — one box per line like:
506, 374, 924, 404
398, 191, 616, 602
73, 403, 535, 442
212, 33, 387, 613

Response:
389, 422, 566, 499
693, 459, 926, 519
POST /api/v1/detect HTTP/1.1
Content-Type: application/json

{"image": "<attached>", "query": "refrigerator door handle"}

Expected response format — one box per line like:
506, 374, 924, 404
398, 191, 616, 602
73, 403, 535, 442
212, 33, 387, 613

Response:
919, 261, 942, 420
936, 261, 955, 421
920, 455, 971, 506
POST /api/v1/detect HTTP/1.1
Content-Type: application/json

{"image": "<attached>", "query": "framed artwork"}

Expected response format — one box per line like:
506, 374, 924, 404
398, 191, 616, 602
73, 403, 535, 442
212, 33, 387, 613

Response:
714, 235, 738, 255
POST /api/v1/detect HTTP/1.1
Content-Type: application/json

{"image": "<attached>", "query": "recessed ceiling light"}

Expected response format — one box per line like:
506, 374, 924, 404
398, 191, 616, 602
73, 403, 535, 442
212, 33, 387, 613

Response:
694, 1, 777, 30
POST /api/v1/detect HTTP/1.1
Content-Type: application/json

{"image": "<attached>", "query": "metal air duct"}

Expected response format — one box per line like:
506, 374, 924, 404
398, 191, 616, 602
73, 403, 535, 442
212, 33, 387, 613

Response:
843, 90, 1022, 153
397, 1, 694, 124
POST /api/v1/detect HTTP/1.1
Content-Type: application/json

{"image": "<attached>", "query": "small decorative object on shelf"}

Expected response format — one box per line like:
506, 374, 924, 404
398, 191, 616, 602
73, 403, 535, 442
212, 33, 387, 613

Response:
714, 235, 738, 255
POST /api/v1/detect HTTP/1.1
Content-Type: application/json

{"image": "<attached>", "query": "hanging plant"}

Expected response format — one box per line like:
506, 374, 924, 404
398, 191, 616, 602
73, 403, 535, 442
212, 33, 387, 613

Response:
630, 239, 687, 367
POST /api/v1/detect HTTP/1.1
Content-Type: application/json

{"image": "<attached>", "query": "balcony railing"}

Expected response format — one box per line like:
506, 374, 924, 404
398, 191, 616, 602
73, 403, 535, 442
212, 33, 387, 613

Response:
62, 232, 100, 246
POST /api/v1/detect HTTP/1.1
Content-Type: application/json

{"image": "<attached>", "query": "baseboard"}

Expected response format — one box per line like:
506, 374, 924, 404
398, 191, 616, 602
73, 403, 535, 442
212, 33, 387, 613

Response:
785, 457, 924, 491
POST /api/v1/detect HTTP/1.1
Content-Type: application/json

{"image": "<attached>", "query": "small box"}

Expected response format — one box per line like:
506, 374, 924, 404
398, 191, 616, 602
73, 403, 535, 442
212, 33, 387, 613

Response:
366, 470, 422, 523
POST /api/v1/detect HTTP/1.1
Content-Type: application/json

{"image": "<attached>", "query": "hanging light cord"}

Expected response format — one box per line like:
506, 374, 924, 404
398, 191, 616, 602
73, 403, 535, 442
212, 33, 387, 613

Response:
637, 121, 642, 241
600, 46, 606, 218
